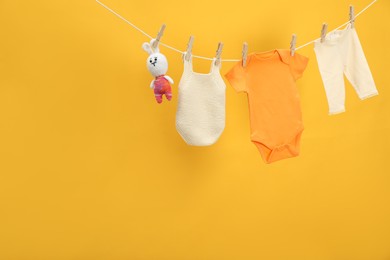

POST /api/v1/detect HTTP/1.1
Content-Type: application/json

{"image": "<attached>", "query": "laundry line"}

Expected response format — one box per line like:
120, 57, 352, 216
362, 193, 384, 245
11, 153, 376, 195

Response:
95, 0, 379, 62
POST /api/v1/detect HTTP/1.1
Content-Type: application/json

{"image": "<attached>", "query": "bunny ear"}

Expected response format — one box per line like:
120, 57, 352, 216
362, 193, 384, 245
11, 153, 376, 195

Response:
142, 42, 153, 54
150, 39, 160, 53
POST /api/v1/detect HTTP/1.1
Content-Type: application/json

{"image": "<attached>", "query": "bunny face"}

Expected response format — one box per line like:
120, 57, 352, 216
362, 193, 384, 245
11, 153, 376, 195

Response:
143, 39, 168, 77
146, 53, 168, 77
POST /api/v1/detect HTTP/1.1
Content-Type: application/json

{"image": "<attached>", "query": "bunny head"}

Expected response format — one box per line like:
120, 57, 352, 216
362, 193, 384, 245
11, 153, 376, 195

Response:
142, 39, 168, 77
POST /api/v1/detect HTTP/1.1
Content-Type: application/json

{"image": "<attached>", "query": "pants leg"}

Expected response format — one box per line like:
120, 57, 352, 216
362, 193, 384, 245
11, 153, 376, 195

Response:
314, 43, 346, 115
343, 28, 378, 100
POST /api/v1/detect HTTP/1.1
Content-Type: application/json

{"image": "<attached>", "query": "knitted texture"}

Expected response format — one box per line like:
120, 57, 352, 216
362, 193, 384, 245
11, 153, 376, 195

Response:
176, 58, 226, 146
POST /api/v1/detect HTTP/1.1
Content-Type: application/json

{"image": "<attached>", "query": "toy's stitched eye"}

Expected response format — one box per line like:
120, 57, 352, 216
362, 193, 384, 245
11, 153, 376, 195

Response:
154, 57, 157, 61
149, 60, 152, 63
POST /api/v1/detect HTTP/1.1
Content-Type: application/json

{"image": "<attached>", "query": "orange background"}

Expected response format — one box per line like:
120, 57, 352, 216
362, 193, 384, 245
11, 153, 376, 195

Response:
0, 0, 389, 259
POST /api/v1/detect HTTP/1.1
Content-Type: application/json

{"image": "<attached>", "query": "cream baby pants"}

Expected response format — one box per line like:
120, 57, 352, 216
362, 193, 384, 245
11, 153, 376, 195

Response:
314, 25, 378, 115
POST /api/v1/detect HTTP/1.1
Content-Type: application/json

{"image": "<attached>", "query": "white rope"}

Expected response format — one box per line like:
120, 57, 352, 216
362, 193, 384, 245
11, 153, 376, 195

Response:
95, 0, 152, 39
96, 0, 379, 62
296, 0, 378, 50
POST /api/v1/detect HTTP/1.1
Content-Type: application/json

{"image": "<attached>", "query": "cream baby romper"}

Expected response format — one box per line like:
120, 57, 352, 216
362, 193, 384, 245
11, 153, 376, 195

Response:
176, 58, 226, 146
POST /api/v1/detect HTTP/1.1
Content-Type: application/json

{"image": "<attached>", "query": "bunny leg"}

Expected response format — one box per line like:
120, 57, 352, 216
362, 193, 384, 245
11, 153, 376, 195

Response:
155, 94, 163, 104
154, 87, 163, 104
165, 90, 172, 101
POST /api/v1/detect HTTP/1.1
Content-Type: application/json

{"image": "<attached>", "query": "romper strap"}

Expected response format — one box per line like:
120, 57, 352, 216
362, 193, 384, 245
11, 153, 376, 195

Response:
183, 54, 193, 73
210, 58, 221, 74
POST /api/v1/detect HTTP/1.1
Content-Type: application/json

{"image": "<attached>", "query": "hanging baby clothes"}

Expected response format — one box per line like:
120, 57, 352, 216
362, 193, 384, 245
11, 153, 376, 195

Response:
176, 58, 226, 146
225, 49, 308, 164
314, 24, 378, 115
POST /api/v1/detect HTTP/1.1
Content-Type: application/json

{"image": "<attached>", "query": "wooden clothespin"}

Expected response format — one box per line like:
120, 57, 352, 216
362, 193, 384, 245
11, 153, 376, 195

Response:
290, 34, 297, 56
242, 42, 248, 68
321, 23, 328, 43
184, 36, 194, 62
215, 42, 224, 66
152, 24, 166, 49
349, 5, 355, 28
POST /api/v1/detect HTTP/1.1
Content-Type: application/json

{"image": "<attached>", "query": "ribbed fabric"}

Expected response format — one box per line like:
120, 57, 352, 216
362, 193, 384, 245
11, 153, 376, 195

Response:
176, 58, 226, 146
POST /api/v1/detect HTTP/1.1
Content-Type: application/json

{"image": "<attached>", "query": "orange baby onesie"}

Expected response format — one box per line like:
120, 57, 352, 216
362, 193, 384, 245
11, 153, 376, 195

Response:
225, 49, 308, 163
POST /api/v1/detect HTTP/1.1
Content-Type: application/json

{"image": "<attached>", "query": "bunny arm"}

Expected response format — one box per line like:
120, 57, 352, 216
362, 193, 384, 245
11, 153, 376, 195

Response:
150, 79, 155, 89
163, 75, 174, 84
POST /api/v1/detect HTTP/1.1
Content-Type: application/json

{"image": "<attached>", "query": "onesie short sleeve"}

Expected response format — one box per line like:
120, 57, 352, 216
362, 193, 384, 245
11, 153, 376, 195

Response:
225, 62, 247, 93
289, 53, 309, 80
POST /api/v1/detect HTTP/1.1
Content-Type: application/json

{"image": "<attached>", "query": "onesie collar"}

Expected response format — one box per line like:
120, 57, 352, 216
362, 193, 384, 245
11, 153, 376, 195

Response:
275, 49, 291, 65
249, 49, 290, 65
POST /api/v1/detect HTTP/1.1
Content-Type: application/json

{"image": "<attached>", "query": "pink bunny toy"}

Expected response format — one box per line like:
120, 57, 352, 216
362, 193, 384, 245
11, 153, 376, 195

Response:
142, 39, 174, 104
